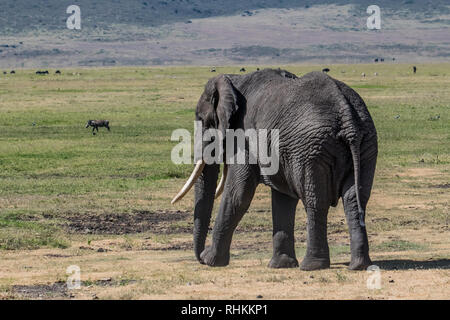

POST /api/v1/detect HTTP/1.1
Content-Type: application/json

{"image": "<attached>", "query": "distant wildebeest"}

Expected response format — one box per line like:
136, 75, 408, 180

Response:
55, 70, 61, 74
86, 120, 110, 134
380, 58, 384, 62
257, 67, 260, 71
413, 66, 417, 74
10, 70, 15, 74
374, 58, 379, 63
36, 70, 49, 75
240, 68, 246, 72
3, 71, 6, 75
322, 68, 330, 73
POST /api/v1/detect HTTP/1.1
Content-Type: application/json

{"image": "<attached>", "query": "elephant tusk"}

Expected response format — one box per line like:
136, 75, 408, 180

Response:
171, 160, 206, 204
214, 164, 228, 199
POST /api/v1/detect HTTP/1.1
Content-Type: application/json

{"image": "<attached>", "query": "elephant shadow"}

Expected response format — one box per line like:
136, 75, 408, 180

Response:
341, 259, 450, 270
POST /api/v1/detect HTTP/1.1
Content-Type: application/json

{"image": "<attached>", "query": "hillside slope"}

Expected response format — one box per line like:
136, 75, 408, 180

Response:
0, 0, 449, 67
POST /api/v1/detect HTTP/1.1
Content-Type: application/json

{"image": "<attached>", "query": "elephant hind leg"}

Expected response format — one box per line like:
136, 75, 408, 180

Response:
300, 162, 332, 271
268, 188, 299, 268
342, 150, 377, 270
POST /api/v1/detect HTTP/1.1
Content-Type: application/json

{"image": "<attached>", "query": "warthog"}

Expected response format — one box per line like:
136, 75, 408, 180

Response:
86, 120, 110, 134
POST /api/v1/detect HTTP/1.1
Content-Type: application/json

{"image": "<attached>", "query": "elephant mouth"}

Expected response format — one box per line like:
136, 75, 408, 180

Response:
171, 161, 227, 204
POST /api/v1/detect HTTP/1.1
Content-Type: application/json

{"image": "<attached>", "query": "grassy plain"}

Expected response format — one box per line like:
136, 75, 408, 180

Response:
0, 63, 449, 299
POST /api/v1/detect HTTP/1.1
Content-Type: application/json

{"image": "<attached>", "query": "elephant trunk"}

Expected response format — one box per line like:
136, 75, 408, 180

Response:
193, 163, 219, 261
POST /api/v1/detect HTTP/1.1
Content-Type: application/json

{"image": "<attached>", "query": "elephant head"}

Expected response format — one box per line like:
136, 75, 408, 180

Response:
171, 75, 242, 261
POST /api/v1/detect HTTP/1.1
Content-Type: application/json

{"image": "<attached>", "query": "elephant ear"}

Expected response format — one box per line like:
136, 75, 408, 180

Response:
211, 75, 239, 137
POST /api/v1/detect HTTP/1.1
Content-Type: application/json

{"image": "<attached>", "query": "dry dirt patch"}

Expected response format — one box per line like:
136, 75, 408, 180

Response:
12, 281, 69, 299
397, 168, 441, 178
430, 183, 450, 189
63, 210, 190, 235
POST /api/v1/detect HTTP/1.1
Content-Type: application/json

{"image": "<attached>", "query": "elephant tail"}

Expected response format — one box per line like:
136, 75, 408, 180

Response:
336, 90, 366, 227
349, 141, 365, 227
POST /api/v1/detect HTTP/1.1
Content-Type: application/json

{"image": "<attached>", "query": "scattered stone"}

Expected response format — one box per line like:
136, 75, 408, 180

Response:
79, 246, 94, 250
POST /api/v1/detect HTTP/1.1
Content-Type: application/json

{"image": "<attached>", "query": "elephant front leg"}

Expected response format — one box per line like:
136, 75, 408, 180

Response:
268, 189, 299, 268
200, 166, 258, 267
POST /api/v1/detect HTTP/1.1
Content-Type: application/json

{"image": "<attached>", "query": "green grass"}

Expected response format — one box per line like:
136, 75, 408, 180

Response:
374, 240, 428, 252
0, 64, 449, 249
0, 212, 68, 250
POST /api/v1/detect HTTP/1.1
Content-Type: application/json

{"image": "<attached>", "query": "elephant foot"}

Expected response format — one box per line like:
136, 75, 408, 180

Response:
268, 254, 299, 268
199, 247, 229, 267
348, 256, 372, 271
300, 256, 330, 271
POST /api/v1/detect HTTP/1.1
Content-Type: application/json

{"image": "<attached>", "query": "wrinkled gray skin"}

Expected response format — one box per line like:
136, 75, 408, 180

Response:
193, 69, 377, 270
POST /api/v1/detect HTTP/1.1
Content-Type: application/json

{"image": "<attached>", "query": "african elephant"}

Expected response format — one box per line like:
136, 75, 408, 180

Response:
172, 68, 378, 271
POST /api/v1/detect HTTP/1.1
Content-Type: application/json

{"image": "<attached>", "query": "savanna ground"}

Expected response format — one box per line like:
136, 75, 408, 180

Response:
0, 63, 448, 300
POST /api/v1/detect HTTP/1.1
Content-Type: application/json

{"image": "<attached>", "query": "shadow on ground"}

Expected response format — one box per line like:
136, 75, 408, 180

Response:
371, 259, 450, 270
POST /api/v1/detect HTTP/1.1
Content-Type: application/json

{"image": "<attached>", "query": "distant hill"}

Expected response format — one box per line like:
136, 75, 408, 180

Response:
0, 0, 449, 67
